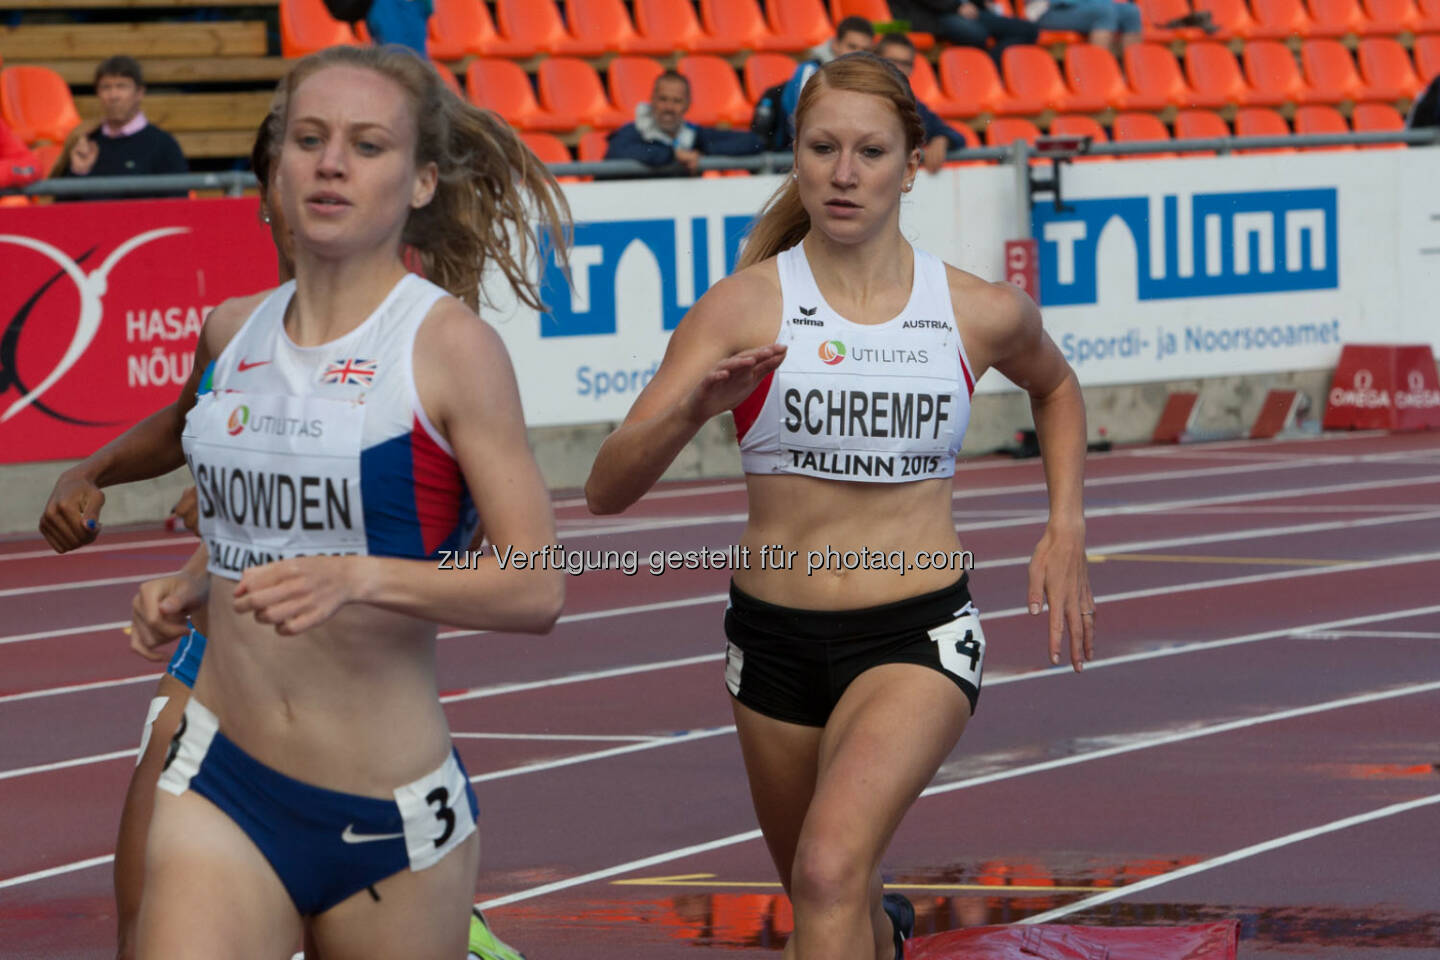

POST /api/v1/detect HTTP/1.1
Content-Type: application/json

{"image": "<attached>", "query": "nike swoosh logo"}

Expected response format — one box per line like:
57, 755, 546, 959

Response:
341, 824, 405, 844
237, 358, 271, 372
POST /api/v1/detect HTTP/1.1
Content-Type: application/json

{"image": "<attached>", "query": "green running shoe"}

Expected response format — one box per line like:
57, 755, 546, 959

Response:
468, 907, 527, 960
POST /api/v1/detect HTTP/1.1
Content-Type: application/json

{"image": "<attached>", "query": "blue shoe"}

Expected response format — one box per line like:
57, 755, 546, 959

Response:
468, 906, 526, 960
882, 892, 914, 960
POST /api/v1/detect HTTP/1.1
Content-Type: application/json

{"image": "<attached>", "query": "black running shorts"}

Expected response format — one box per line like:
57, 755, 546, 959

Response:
722, 574, 985, 727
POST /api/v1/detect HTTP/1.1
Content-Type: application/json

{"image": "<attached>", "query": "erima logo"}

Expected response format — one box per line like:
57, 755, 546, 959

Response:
793, 305, 823, 327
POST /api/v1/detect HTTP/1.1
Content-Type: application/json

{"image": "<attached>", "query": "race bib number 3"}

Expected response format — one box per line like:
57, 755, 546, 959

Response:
928, 608, 986, 691
394, 753, 476, 872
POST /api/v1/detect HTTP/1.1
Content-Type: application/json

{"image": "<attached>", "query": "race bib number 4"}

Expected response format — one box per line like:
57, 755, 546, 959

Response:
928, 607, 986, 691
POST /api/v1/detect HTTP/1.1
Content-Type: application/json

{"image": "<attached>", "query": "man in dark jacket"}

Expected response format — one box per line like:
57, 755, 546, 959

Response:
605, 71, 763, 175
61, 55, 187, 199
889, 0, 1037, 64
876, 34, 971, 171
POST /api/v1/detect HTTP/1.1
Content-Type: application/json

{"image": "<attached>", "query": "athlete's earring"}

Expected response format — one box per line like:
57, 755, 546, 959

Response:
791, 169, 798, 180
261, 207, 271, 224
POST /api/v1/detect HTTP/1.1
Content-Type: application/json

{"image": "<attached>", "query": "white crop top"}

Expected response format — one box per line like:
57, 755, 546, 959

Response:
734, 242, 975, 483
182, 274, 479, 579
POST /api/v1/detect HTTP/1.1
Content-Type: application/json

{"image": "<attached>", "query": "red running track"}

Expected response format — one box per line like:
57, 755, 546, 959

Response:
2, 431, 1439, 958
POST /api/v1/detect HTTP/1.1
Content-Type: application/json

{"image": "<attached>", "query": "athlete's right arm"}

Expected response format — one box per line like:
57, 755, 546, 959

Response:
585, 268, 786, 515
38, 294, 260, 553
130, 544, 210, 661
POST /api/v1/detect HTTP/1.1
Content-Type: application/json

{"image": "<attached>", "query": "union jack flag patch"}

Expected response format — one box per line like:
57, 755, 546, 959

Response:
322, 358, 377, 387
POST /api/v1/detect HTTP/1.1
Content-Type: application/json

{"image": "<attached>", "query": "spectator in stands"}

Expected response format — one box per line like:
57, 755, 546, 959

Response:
1, 117, 42, 190
366, 0, 432, 58
1409, 73, 1440, 130
783, 17, 877, 131
888, 0, 1038, 65
61, 56, 187, 199
605, 71, 763, 175
1023, 0, 1143, 54
875, 34, 970, 172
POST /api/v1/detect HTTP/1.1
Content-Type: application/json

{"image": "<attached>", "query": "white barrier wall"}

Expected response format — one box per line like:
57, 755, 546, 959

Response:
488, 151, 1439, 427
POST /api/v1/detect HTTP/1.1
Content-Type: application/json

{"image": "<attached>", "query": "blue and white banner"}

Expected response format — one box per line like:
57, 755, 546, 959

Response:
486, 152, 1436, 428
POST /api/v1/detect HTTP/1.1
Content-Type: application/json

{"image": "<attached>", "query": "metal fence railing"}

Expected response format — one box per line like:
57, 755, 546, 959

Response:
6, 127, 1436, 199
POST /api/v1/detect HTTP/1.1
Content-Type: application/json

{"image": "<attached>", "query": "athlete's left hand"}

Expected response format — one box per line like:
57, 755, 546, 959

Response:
233, 556, 356, 636
1027, 519, 1095, 672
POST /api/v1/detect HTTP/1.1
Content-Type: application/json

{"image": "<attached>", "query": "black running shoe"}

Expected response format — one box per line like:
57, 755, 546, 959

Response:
882, 892, 914, 960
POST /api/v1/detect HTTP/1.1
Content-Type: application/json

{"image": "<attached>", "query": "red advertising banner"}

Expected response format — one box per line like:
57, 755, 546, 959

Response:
1322, 343, 1440, 431
0, 197, 278, 464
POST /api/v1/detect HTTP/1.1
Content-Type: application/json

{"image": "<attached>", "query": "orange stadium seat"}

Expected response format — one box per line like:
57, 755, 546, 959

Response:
633, 0, 737, 52
1293, 103, 1355, 148
1051, 114, 1113, 160
1174, 107, 1232, 153
1113, 111, 1178, 156
577, 128, 611, 161
280, 0, 357, 58
678, 55, 752, 126
608, 56, 666, 119
427, 0, 533, 59
767, 0, 836, 50
1415, 34, 1440, 78
984, 116, 1042, 146
744, 52, 800, 101
1243, 39, 1308, 105
1308, 0, 1369, 35
938, 47, 1008, 115
538, 57, 628, 129
1300, 38, 1365, 102
1249, 0, 1315, 37
1123, 43, 1194, 110
520, 131, 573, 165
1002, 45, 1073, 113
1352, 100, 1406, 147
465, 58, 567, 131
1359, 0, 1422, 31
33, 141, 64, 176
569, 0, 674, 55
494, 0, 609, 57
1065, 43, 1135, 111
1420, 0, 1440, 29
1184, 42, 1251, 107
830, 0, 936, 47
1195, 0, 1260, 37
1357, 37, 1422, 100
910, 53, 967, 116
1139, 0, 1209, 41
701, 0, 811, 51
1233, 106, 1294, 151
0, 66, 82, 144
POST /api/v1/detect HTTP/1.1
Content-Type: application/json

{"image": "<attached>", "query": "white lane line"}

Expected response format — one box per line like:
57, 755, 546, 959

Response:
0, 855, 115, 892
0, 537, 194, 563
11, 546, 1440, 711
468, 728, 735, 784
1019, 792, 1440, 925
11, 602, 1440, 782
438, 654, 723, 705
1121, 431, 1390, 455
0, 620, 129, 647
0, 672, 160, 706
1298, 630, 1440, 641
7, 470, 1440, 604
450, 732, 666, 743
11, 504, 1439, 652
0, 748, 137, 781
8, 663, 1439, 891
472, 679, 1440, 910
1171, 504, 1440, 514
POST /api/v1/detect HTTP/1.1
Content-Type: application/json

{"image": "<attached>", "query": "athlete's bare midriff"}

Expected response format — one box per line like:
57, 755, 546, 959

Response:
192, 581, 452, 798
734, 471, 968, 610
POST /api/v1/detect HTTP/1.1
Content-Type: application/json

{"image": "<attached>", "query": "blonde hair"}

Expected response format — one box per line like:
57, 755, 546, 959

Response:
270, 46, 569, 311
738, 52, 925, 270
